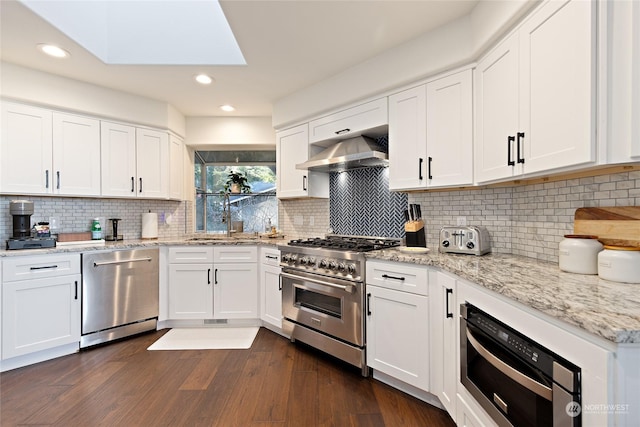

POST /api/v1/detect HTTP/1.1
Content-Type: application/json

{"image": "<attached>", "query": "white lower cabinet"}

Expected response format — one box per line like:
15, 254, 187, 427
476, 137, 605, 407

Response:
260, 248, 282, 330
169, 263, 214, 319
1, 254, 81, 365
167, 246, 258, 320
213, 262, 258, 319
366, 260, 429, 391
429, 270, 458, 419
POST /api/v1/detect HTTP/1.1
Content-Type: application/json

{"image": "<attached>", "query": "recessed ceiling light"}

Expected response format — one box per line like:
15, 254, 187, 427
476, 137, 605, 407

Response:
37, 43, 70, 58
220, 105, 235, 112
194, 74, 214, 85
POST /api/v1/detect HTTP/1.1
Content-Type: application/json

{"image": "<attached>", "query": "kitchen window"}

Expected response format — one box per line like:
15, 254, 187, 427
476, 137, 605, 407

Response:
194, 151, 277, 233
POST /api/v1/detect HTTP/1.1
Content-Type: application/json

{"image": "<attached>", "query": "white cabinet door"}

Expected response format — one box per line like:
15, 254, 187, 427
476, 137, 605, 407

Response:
388, 85, 428, 191
168, 134, 184, 200
168, 263, 213, 319
429, 271, 458, 419
2, 274, 80, 359
261, 263, 282, 329
52, 112, 101, 196
136, 128, 169, 199
519, 0, 595, 174
366, 284, 429, 391
101, 121, 137, 197
0, 102, 53, 194
213, 263, 258, 319
474, 34, 521, 184
308, 98, 388, 145
276, 123, 328, 199
426, 70, 473, 188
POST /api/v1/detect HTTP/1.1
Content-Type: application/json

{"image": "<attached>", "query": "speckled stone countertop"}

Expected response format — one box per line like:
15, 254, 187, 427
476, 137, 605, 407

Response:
366, 249, 640, 345
0, 234, 288, 257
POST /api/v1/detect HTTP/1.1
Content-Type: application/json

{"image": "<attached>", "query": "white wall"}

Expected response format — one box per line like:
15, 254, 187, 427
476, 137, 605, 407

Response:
0, 61, 186, 136
272, 0, 537, 130
185, 116, 275, 150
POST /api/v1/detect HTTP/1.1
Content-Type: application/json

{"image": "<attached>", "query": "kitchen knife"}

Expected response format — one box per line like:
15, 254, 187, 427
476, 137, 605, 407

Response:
404, 210, 410, 223
416, 204, 422, 220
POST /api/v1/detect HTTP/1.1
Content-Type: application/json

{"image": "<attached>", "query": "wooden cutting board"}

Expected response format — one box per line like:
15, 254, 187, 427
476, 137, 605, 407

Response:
573, 207, 640, 248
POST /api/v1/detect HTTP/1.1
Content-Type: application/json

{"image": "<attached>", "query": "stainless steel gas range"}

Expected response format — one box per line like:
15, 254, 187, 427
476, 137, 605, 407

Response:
279, 235, 400, 376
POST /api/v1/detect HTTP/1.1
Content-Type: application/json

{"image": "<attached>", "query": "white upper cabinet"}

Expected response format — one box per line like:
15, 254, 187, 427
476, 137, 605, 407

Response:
276, 123, 329, 199
168, 133, 184, 200
388, 85, 428, 191
1, 102, 53, 194
51, 112, 101, 196
101, 121, 138, 197
426, 69, 473, 187
308, 98, 388, 145
475, 0, 596, 184
136, 128, 169, 199
0, 103, 100, 196
389, 69, 473, 191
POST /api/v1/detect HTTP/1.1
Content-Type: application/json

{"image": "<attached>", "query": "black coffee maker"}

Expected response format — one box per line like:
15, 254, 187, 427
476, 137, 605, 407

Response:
6, 200, 56, 250
105, 218, 123, 241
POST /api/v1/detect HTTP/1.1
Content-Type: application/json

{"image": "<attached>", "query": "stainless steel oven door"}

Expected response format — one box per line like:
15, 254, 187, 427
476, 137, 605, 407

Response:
281, 269, 363, 346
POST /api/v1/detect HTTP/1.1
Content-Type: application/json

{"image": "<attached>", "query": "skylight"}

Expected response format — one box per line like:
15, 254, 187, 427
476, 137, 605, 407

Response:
20, 0, 246, 65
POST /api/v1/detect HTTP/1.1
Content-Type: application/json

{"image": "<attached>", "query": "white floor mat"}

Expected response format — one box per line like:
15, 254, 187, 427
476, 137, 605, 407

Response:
147, 327, 259, 351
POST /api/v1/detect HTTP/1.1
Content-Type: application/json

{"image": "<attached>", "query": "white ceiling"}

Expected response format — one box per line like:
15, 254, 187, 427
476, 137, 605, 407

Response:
0, 0, 479, 118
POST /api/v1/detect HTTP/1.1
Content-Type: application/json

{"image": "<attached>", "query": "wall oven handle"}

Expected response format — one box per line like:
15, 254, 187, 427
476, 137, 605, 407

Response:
466, 328, 553, 401
280, 271, 353, 293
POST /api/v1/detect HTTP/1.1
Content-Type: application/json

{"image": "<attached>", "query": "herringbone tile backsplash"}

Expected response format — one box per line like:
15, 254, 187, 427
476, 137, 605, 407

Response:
329, 167, 407, 238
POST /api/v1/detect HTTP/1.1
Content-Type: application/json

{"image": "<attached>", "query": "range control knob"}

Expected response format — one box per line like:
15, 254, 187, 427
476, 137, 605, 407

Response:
466, 241, 475, 249
337, 262, 346, 271
300, 256, 309, 265
282, 254, 291, 262
290, 254, 298, 262
347, 264, 357, 274
328, 260, 338, 270
442, 240, 450, 248
319, 259, 329, 268
308, 257, 316, 266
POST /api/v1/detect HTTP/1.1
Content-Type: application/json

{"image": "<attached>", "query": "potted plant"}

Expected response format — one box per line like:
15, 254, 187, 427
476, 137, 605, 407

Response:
224, 170, 251, 194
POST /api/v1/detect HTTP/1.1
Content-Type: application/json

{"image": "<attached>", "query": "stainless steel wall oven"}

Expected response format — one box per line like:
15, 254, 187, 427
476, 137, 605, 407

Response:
460, 302, 581, 427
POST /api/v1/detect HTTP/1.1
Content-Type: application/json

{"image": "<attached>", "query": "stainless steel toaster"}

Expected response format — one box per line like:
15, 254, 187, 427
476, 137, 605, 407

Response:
439, 226, 491, 255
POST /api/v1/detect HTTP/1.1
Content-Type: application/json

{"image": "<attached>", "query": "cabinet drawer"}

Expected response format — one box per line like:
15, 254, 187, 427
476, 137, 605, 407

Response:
3, 254, 80, 282
214, 246, 258, 263
168, 247, 214, 263
366, 260, 428, 296
309, 98, 388, 145
261, 248, 280, 266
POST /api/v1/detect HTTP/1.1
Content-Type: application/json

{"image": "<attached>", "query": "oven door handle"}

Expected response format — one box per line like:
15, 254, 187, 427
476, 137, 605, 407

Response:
280, 271, 353, 293
466, 328, 553, 401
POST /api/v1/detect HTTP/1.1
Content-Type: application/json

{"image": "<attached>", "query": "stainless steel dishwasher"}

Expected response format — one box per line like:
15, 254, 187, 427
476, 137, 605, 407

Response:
81, 248, 159, 348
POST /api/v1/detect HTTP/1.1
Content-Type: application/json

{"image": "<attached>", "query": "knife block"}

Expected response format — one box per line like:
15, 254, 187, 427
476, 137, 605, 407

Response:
405, 220, 427, 247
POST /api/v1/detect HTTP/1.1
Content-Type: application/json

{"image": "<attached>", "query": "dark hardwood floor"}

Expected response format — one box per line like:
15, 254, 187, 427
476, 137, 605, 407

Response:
0, 328, 456, 427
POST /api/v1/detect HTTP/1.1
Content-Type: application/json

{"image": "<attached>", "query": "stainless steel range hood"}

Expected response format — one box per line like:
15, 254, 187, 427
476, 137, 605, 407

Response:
296, 136, 388, 173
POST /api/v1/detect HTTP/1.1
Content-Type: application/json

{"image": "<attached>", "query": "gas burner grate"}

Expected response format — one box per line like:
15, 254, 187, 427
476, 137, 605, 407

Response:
288, 236, 400, 252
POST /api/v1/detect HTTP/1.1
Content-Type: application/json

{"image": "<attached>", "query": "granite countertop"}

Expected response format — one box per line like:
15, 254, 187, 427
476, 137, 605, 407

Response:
366, 249, 640, 345
0, 234, 289, 257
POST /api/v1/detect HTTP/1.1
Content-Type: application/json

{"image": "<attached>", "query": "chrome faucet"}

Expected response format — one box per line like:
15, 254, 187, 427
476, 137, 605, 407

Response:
222, 193, 232, 237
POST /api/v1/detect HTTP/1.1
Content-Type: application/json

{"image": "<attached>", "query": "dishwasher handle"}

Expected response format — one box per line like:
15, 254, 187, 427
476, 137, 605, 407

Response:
93, 257, 153, 267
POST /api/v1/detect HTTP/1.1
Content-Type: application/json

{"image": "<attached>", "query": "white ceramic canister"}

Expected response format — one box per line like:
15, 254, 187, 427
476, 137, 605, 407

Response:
598, 245, 640, 284
559, 235, 603, 274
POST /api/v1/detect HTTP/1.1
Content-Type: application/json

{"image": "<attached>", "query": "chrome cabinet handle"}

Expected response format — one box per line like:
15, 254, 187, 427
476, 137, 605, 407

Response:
302, 175, 307, 191
466, 328, 552, 400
